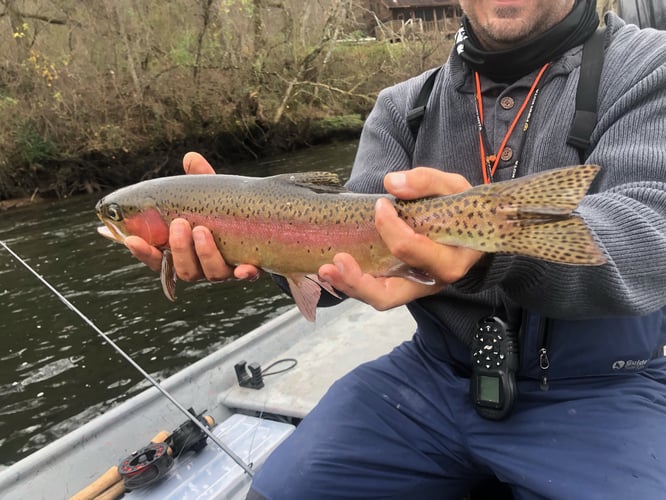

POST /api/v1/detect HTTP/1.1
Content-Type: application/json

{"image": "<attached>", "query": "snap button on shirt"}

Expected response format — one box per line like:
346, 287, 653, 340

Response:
500, 147, 514, 161
500, 96, 515, 109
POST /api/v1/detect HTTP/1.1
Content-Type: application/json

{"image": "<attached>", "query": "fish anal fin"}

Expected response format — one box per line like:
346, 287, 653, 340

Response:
287, 275, 322, 321
160, 249, 177, 301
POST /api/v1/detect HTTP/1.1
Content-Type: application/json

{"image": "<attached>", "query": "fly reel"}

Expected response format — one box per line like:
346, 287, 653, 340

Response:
118, 441, 173, 490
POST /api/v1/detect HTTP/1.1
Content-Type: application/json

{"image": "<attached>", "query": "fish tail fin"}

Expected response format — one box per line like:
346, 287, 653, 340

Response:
492, 165, 606, 265
498, 215, 606, 265
494, 164, 601, 214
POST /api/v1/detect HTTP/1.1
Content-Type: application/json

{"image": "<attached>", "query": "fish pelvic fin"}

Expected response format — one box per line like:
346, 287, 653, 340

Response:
385, 263, 436, 285
286, 274, 342, 322
160, 249, 177, 301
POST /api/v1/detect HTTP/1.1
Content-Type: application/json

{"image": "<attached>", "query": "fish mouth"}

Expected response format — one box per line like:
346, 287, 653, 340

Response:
97, 218, 127, 244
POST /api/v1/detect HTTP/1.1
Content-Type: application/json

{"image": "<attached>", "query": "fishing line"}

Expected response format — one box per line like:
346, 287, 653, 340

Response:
0, 239, 255, 477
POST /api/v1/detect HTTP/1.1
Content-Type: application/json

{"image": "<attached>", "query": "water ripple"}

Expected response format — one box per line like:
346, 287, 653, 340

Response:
0, 141, 356, 466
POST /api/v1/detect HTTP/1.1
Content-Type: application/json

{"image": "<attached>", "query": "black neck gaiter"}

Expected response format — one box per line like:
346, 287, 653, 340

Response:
455, 0, 599, 81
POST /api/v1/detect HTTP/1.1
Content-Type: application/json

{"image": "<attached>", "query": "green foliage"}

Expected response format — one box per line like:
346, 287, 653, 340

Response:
170, 33, 196, 67
0, 95, 18, 109
309, 114, 365, 141
14, 122, 57, 165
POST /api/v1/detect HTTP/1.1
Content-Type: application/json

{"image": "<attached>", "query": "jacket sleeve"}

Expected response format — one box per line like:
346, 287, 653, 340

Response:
346, 71, 434, 194
455, 23, 666, 320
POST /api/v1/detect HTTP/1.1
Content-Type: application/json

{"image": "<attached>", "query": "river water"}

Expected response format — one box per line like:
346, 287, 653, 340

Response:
0, 141, 357, 466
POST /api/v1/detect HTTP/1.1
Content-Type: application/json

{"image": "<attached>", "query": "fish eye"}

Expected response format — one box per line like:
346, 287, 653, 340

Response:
106, 203, 123, 221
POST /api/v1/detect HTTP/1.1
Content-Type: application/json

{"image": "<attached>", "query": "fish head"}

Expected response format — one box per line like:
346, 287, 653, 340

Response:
95, 191, 169, 248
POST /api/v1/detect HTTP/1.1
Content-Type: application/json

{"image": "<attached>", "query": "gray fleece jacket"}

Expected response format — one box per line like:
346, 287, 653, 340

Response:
347, 13, 666, 366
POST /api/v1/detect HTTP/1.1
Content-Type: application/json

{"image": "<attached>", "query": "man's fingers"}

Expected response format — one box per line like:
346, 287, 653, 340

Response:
191, 226, 232, 281
169, 219, 204, 281
319, 253, 440, 310
375, 198, 483, 284
125, 236, 163, 272
374, 198, 439, 269
183, 152, 215, 175
234, 265, 262, 281
319, 253, 380, 302
190, 226, 261, 281
384, 167, 470, 199
126, 153, 265, 284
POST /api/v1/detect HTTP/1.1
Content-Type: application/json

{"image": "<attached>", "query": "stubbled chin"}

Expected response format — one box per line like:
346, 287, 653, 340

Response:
474, 16, 535, 49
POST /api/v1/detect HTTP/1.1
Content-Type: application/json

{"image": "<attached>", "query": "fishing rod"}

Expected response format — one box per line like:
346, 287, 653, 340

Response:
0, 239, 255, 477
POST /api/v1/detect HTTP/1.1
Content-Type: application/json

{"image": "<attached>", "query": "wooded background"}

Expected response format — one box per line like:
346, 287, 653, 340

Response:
0, 1, 617, 201
0, 0, 454, 200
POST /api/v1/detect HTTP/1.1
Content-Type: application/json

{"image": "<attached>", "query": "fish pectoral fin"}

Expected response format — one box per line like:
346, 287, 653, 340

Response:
385, 263, 436, 285
274, 172, 349, 194
286, 275, 321, 322
160, 249, 177, 301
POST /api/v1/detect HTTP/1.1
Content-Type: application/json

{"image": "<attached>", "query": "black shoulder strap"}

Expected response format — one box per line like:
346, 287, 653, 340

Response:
566, 27, 606, 161
407, 67, 441, 138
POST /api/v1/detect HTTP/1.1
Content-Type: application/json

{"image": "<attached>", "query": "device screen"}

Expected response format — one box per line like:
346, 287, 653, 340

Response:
479, 375, 500, 404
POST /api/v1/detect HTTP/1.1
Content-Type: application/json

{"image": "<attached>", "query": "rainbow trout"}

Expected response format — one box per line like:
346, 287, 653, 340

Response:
96, 165, 606, 320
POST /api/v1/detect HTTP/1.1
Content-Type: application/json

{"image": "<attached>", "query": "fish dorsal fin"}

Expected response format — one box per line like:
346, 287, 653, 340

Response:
274, 172, 348, 194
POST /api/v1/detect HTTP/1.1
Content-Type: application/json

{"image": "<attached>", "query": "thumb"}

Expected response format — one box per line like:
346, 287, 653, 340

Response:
183, 152, 215, 175
384, 167, 471, 199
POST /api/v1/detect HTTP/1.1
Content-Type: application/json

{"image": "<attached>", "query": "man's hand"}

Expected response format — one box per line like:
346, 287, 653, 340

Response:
124, 152, 261, 282
318, 167, 484, 311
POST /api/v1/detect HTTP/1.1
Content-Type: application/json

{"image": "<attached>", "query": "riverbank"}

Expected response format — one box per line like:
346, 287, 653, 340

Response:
0, 195, 44, 210
0, 113, 365, 209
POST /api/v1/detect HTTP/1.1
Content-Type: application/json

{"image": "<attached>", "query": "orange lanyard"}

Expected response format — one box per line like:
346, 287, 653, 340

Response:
474, 63, 550, 184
